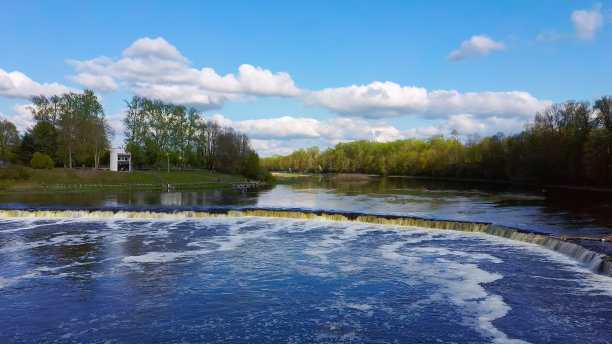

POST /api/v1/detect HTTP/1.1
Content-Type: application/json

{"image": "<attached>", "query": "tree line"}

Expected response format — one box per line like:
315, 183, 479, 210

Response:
262, 96, 612, 186
0, 91, 268, 180
123, 96, 267, 179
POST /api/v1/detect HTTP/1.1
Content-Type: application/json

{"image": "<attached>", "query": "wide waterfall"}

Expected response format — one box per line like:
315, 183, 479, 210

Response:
1, 207, 610, 276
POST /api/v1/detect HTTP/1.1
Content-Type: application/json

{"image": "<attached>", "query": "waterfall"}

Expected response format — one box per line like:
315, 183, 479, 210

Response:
1, 207, 610, 277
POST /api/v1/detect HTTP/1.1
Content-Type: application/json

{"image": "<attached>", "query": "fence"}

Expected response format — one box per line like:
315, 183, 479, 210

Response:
40, 181, 264, 190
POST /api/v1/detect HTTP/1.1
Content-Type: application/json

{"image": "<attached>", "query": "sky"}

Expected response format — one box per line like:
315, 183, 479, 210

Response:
0, 0, 610, 157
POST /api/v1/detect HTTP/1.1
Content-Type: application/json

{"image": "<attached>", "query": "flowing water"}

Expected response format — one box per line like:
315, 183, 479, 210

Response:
1, 176, 611, 343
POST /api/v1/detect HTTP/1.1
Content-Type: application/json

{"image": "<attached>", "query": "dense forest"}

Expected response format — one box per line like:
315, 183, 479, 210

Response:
263, 96, 612, 186
0, 91, 268, 180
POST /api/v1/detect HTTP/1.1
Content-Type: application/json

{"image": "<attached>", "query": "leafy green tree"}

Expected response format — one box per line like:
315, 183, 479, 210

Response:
18, 132, 39, 164
30, 121, 59, 161
28, 90, 109, 168
0, 119, 20, 162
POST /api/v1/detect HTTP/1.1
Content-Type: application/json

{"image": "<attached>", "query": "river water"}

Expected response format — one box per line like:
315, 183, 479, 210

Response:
1, 176, 611, 343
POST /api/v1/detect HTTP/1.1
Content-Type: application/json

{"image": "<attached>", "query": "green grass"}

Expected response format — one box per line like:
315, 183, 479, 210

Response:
26, 168, 158, 185
158, 170, 246, 184
1, 168, 248, 192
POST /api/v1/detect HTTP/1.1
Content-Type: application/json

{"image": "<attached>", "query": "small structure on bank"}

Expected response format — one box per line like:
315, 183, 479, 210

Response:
110, 148, 131, 172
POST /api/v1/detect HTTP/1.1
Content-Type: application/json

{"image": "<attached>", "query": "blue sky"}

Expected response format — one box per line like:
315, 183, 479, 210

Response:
0, 0, 610, 156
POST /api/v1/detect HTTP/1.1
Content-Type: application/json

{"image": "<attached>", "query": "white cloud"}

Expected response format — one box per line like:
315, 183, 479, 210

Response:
106, 111, 125, 137
63, 37, 550, 121
0, 104, 36, 133
237, 64, 301, 97
67, 37, 300, 108
303, 81, 429, 118
402, 126, 442, 139
426, 90, 550, 119
212, 114, 320, 139
0, 68, 75, 99
437, 114, 525, 137
211, 114, 405, 156
122, 37, 188, 63
571, 4, 604, 40
66, 73, 118, 92
250, 139, 297, 157
222, 111, 529, 157
304, 81, 550, 119
447, 35, 505, 62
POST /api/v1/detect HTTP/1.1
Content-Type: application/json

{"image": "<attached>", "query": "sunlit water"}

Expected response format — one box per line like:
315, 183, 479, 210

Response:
1, 177, 611, 342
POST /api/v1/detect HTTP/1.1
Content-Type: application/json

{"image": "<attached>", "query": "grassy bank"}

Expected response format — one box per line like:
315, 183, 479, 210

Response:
159, 170, 246, 184
1, 168, 249, 192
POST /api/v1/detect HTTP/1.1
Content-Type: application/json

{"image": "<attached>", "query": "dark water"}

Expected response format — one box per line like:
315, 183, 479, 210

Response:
2, 176, 609, 250
1, 176, 611, 343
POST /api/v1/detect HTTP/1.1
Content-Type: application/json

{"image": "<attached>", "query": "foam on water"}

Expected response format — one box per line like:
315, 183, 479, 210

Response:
1, 209, 612, 342
375, 232, 518, 343
1, 208, 609, 276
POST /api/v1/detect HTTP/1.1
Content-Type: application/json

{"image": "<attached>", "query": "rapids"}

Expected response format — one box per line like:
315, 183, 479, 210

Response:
1, 215, 612, 343
1, 177, 611, 342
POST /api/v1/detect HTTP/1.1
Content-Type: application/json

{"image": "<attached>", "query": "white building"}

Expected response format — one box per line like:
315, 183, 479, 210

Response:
110, 148, 131, 172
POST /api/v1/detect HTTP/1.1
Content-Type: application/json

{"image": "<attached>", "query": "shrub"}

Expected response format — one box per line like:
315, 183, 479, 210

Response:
0, 166, 29, 180
31, 152, 54, 169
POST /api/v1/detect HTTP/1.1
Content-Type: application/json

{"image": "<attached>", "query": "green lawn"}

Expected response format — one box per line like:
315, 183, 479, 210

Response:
26, 168, 159, 185
158, 170, 246, 184
1, 168, 248, 192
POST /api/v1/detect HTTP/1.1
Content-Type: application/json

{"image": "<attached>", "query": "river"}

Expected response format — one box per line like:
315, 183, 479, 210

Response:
1, 176, 611, 343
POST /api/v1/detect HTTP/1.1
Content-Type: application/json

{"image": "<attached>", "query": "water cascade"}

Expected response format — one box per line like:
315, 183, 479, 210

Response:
1, 207, 610, 276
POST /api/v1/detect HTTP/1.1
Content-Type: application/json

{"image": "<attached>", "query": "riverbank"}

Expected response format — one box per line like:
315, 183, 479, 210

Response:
0, 168, 252, 193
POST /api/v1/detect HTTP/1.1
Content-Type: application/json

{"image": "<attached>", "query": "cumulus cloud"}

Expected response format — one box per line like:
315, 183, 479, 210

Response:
67, 37, 300, 108
63, 36, 550, 121
0, 104, 36, 133
66, 73, 118, 92
218, 112, 528, 157
0, 68, 75, 99
123, 36, 188, 62
212, 114, 402, 142
212, 114, 321, 139
303, 82, 429, 118
211, 114, 405, 156
437, 114, 526, 137
571, 4, 604, 40
425, 90, 550, 119
304, 81, 550, 119
106, 111, 124, 136
447, 35, 505, 62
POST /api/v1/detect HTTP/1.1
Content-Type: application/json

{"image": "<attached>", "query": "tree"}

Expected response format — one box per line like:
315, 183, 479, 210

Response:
30, 121, 59, 161
83, 115, 112, 169
594, 96, 612, 130
123, 96, 148, 167
202, 118, 220, 170
18, 132, 39, 164
0, 119, 20, 162
28, 94, 63, 125
62, 89, 106, 168
28, 89, 109, 168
